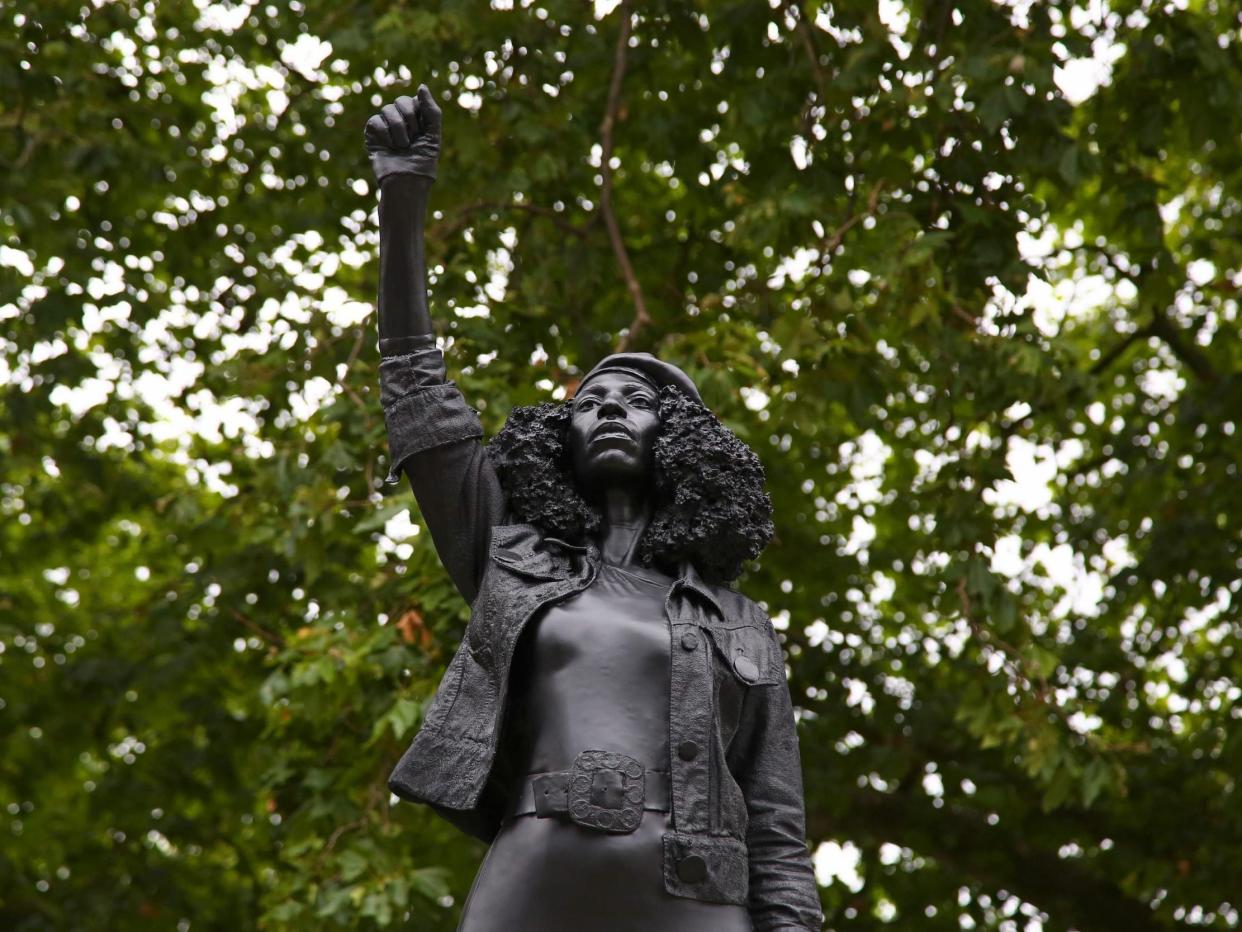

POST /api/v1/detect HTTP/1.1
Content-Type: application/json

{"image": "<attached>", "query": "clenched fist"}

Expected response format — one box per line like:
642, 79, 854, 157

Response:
364, 84, 442, 184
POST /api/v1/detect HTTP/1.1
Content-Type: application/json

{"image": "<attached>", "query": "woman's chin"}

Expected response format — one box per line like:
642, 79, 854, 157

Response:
576, 456, 650, 492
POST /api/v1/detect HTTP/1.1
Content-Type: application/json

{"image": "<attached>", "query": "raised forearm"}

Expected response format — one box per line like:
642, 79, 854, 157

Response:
365, 85, 442, 357
378, 174, 434, 353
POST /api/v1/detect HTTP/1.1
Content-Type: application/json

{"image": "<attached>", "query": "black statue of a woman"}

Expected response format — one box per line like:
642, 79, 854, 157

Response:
365, 86, 823, 932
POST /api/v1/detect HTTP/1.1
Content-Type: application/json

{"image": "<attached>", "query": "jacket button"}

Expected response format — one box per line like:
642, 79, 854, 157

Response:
677, 854, 708, 883
680, 632, 699, 651
677, 740, 699, 761
733, 655, 760, 684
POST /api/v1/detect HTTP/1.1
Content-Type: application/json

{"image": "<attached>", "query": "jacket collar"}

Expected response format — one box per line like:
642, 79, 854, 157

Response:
674, 558, 723, 616
540, 531, 722, 615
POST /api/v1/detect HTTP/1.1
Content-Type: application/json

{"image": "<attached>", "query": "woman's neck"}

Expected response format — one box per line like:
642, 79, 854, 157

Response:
597, 485, 652, 567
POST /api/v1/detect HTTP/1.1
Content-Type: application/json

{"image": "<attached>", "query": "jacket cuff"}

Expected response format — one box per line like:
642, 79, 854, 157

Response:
379, 332, 437, 359
380, 352, 483, 482
379, 342, 446, 406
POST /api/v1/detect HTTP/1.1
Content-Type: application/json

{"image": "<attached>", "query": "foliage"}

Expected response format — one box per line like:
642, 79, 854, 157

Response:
2, 1, 1240, 929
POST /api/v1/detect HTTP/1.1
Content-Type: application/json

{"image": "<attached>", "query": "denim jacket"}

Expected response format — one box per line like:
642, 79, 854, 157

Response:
379, 344, 824, 932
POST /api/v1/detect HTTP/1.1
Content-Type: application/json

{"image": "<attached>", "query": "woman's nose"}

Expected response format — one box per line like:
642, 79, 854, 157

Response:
597, 397, 626, 419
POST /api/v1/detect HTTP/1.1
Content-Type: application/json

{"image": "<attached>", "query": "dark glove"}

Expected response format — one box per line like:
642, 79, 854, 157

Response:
364, 84, 442, 184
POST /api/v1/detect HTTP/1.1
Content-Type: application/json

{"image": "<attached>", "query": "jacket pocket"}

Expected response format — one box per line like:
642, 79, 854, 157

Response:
488, 523, 574, 581
704, 623, 783, 687
661, 831, 749, 906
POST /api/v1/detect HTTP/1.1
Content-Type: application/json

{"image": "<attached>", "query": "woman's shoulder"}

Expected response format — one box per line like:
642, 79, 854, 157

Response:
717, 586, 774, 629
679, 565, 774, 630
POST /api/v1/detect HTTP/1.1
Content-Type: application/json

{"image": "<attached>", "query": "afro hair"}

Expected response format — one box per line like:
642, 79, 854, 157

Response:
483, 386, 773, 584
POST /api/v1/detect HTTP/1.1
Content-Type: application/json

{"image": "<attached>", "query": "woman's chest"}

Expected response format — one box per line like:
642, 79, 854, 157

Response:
528, 576, 670, 677
505, 566, 676, 772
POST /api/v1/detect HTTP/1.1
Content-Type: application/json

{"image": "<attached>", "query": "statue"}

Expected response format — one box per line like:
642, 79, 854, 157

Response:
366, 85, 824, 932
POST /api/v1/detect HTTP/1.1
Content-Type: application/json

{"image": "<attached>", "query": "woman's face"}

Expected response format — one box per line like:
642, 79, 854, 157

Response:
568, 370, 661, 493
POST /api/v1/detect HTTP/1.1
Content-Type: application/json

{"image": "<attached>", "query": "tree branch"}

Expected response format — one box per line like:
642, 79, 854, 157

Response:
333, 325, 369, 411
785, 2, 830, 110
1103, 250, 1223, 384
822, 181, 885, 264
600, 1, 650, 353
230, 609, 284, 648
1148, 311, 1220, 384
1089, 323, 1153, 375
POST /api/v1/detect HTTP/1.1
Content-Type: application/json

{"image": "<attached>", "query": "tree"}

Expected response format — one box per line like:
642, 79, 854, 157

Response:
2, 1, 1239, 928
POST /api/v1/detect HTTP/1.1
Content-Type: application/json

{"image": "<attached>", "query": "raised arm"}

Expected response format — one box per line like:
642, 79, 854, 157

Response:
366, 87, 436, 351
366, 86, 508, 605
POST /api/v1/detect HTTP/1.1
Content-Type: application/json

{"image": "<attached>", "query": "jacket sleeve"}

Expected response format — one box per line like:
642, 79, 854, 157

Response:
379, 337, 507, 605
726, 619, 824, 932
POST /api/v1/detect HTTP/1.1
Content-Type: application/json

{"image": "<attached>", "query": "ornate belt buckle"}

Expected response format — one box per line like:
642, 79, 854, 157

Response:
568, 750, 645, 834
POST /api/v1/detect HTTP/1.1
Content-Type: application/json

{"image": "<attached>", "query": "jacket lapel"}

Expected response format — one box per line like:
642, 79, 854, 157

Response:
488, 523, 594, 582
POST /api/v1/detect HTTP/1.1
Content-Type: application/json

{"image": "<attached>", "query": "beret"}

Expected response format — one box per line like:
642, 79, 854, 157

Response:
578, 352, 703, 406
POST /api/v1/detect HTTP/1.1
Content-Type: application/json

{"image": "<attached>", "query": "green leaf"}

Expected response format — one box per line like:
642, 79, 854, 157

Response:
1058, 145, 1080, 185
1081, 758, 1115, 808
338, 850, 370, 883
409, 868, 452, 902
1025, 644, 1060, 680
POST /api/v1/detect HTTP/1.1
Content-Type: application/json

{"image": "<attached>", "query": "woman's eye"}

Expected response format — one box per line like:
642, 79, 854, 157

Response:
631, 397, 651, 408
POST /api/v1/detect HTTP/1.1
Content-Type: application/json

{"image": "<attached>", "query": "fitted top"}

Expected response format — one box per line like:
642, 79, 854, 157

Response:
504, 560, 677, 777
460, 559, 756, 932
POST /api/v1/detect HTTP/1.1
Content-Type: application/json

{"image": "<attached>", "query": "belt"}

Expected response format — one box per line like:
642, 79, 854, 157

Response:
506, 750, 670, 835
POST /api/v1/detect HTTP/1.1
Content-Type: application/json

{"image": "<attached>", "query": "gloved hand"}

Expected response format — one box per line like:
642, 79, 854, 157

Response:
364, 84, 442, 184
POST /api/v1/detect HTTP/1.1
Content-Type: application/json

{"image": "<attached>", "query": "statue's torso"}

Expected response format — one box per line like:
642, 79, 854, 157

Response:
506, 560, 672, 774
457, 561, 751, 932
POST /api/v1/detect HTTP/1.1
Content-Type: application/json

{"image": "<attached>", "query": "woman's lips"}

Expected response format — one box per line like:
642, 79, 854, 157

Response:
590, 425, 635, 445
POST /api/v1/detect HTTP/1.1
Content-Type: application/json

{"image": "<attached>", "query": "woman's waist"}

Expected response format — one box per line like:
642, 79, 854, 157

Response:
507, 714, 669, 776
502, 749, 672, 833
